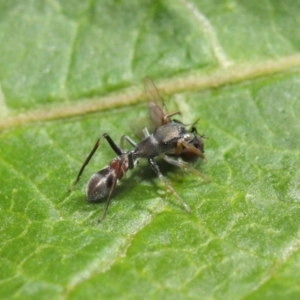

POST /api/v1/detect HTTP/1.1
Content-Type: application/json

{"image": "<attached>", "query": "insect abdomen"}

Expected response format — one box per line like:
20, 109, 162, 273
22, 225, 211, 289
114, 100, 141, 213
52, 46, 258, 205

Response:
86, 157, 128, 203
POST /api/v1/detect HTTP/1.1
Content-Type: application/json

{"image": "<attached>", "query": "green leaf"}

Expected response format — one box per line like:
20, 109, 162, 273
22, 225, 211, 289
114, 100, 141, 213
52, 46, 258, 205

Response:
1, 1, 300, 299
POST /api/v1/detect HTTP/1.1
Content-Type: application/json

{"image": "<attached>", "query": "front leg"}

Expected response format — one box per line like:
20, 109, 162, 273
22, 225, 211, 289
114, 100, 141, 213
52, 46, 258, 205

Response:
162, 154, 209, 181
148, 158, 191, 213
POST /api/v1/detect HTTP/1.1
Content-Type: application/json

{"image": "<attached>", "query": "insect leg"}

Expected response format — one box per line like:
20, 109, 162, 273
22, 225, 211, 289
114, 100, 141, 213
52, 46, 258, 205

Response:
120, 135, 137, 149
162, 111, 181, 125
162, 154, 209, 181
98, 156, 126, 222
142, 127, 150, 137
120, 135, 138, 170
189, 119, 200, 133
70, 133, 123, 190
148, 158, 192, 213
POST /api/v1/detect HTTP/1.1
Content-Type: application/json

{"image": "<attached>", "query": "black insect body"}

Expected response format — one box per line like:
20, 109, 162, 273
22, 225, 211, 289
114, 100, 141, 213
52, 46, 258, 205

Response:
70, 78, 207, 221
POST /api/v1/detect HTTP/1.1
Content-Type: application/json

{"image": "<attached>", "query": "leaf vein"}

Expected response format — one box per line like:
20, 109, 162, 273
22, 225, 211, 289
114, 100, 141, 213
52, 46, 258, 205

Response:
179, 0, 232, 68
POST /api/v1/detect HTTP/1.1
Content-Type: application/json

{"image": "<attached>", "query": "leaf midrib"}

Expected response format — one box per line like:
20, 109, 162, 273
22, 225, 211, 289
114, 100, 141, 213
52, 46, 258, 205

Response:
1, 53, 300, 132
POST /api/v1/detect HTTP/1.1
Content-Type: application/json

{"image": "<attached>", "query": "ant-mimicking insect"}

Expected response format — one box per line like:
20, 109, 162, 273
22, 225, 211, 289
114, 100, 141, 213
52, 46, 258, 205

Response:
70, 77, 208, 222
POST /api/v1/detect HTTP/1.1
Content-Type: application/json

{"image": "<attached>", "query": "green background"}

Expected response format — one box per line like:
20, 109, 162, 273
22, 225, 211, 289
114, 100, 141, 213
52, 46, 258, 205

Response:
1, 1, 300, 299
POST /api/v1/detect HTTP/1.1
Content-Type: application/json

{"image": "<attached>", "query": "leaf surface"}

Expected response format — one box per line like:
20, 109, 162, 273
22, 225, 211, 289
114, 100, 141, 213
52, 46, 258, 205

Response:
0, 1, 300, 299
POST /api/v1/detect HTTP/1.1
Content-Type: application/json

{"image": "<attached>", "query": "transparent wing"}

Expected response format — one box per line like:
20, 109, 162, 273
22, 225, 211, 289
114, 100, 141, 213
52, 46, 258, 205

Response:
144, 77, 167, 128
129, 116, 153, 140
131, 77, 177, 140
130, 77, 166, 139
